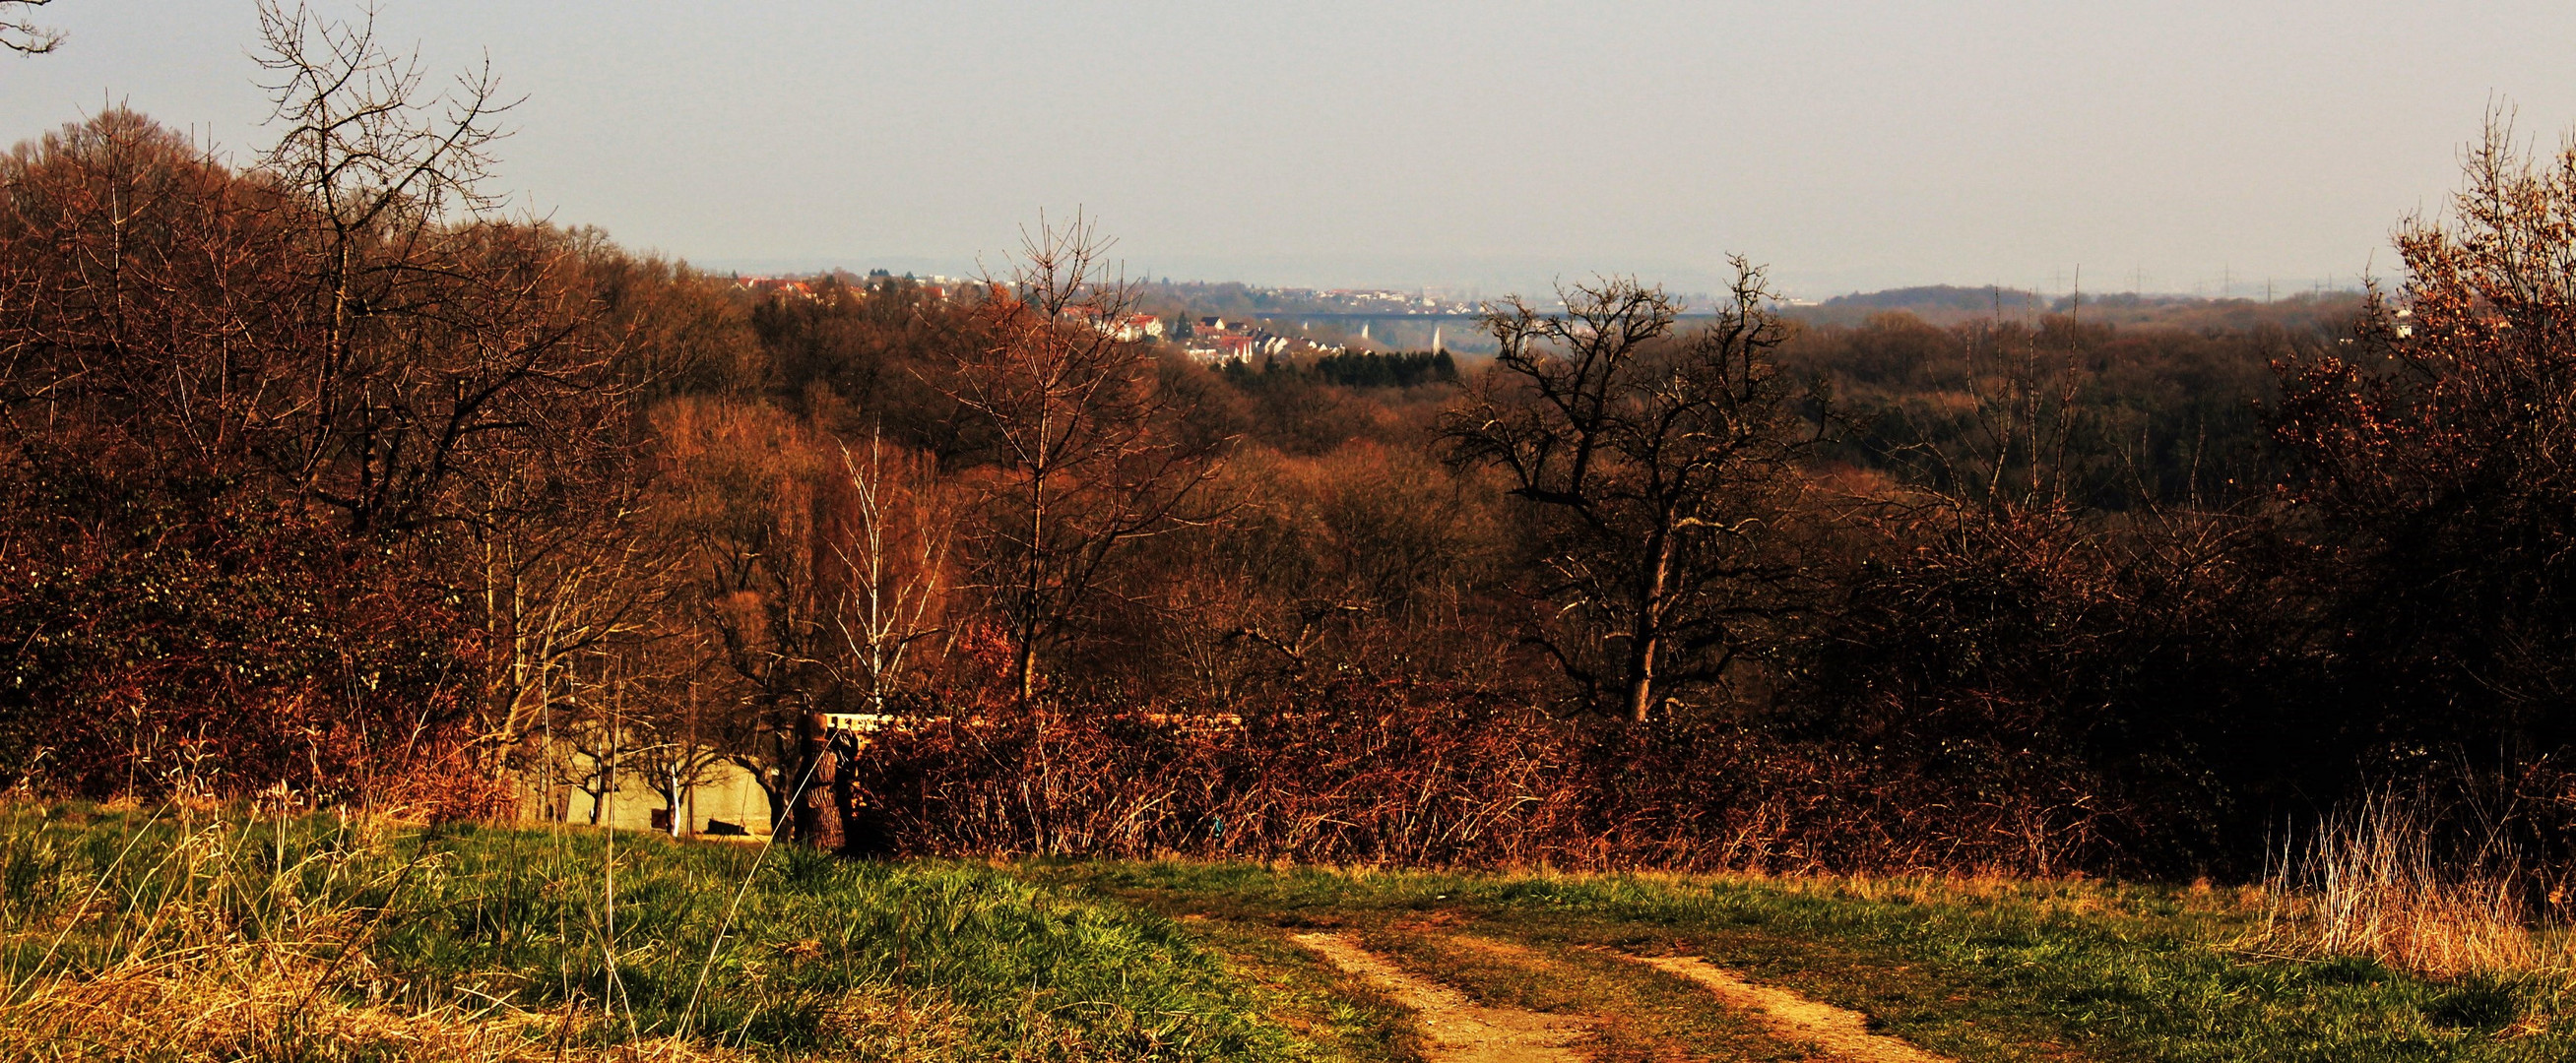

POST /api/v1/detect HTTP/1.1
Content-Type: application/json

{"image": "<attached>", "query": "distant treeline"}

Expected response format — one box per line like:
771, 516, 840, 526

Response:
1792, 283, 2361, 331
1783, 310, 2294, 509
1222, 349, 1460, 390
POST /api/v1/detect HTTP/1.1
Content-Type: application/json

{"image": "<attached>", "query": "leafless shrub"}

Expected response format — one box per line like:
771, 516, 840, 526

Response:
852, 683, 2111, 876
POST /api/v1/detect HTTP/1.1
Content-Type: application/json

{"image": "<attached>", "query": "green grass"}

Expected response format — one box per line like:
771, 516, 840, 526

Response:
374, 825, 1298, 1058
10, 801, 2575, 1061
0, 803, 1304, 1061
1034, 860, 2576, 1062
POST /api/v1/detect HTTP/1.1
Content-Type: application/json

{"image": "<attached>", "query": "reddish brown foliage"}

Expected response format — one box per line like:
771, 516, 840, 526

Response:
852, 682, 2113, 876
0, 475, 483, 800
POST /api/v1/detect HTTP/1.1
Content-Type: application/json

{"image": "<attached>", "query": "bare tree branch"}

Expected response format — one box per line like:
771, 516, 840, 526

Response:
2, 1, 62, 55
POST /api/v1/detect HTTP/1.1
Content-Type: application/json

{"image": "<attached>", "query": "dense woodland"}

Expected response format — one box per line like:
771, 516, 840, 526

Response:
12, 11, 2576, 883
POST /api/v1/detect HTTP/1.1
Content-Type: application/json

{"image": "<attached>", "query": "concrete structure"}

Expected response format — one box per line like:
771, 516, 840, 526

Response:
542, 756, 778, 837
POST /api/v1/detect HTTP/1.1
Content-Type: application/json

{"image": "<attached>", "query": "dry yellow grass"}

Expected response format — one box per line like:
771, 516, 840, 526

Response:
813, 980, 975, 1060
1283, 847, 2576, 984
0, 804, 744, 1062
0, 962, 741, 1062
2, 801, 1297, 1061
2257, 794, 2574, 979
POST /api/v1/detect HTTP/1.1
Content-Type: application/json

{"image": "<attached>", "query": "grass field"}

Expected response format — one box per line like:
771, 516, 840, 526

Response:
0, 803, 1289, 1060
1045, 861, 2576, 1062
3, 803, 2571, 1061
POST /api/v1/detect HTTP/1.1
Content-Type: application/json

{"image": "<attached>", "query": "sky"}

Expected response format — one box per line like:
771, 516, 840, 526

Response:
5, 1, 2573, 301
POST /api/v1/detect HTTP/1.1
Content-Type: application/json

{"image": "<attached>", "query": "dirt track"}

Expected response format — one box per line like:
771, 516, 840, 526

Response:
1296, 931, 1956, 1063
1628, 953, 1954, 1063
1292, 932, 1588, 1063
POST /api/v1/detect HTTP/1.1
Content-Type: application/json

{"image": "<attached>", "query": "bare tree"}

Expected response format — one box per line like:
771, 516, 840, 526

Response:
2, 1, 61, 55
1958, 314, 2088, 512
830, 430, 955, 711
250, 1, 627, 538
475, 483, 676, 782
651, 399, 855, 845
944, 216, 1228, 702
2276, 112, 2576, 745
1444, 261, 1812, 722
0, 7, 647, 799
255, 0, 508, 238
620, 669, 734, 838
240, 5, 680, 815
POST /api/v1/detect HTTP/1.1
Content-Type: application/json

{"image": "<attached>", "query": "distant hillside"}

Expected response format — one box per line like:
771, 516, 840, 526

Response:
1789, 284, 2363, 332
1819, 284, 2042, 314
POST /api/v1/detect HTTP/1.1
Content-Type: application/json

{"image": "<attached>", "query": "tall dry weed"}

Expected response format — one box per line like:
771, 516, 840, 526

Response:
0, 802, 737, 1062
2260, 792, 2563, 978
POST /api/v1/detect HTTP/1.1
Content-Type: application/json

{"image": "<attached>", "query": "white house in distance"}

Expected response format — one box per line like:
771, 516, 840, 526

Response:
1062, 305, 1165, 343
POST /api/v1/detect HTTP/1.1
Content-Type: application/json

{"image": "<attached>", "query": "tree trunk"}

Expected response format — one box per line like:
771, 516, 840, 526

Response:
1627, 653, 1657, 724
793, 710, 846, 850
1628, 526, 1678, 723
1012, 637, 1039, 704
756, 774, 788, 841
1015, 462, 1048, 705
663, 770, 685, 838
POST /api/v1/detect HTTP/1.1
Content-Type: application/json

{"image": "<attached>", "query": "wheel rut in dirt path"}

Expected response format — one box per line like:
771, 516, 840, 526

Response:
1447, 934, 1956, 1063
1628, 953, 1956, 1063
1290, 932, 1590, 1063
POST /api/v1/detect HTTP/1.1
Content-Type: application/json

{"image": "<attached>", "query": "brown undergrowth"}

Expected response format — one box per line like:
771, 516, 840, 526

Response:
853, 684, 2117, 877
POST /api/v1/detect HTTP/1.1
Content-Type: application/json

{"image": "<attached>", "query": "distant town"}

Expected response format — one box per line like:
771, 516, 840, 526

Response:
733, 270, 1492, 361
730, 269, 2366, 362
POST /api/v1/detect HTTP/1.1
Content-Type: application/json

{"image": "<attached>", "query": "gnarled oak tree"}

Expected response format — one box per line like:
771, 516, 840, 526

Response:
1445, 260, 1812, 722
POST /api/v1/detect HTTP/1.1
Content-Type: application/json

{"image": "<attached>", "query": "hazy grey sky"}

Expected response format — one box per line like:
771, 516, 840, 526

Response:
6, 1, 2571, 299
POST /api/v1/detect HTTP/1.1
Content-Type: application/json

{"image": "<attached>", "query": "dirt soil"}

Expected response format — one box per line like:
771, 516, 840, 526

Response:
1628, 953, 1955, 1063
1434, 933, 1956, 1063
1290, 932, 1590, 1063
